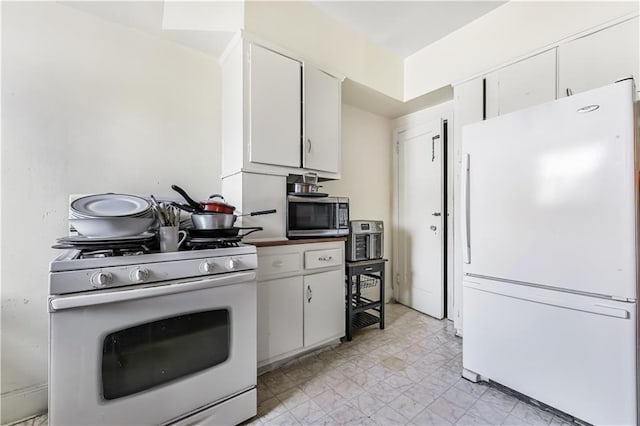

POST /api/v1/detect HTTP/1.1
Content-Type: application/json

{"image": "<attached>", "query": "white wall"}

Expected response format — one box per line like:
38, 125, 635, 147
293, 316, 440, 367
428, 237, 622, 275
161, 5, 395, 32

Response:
1, 2, 221, 423
322, 105, 393, 300
404, 1, 640, 100
243, 1, 404, 101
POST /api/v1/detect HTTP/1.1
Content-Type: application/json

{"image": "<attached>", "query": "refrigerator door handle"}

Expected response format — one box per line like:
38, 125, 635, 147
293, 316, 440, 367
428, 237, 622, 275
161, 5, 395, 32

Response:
465, 280, 631, 319
462, 153, 471, 263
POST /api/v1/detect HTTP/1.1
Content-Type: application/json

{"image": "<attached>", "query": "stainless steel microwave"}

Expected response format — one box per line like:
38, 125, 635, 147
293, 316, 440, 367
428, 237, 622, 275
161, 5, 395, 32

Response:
287, 195, 349, 238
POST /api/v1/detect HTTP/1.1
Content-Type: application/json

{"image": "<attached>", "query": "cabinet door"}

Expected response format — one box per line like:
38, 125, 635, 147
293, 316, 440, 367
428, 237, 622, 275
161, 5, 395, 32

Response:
257, 276, 303, 363
485, 49, 557, 118
303, 65, 341, 174
558, 17, 639, 97
303, 269, 345, 347
452, 77, 484, 333
249, 43, 301, 168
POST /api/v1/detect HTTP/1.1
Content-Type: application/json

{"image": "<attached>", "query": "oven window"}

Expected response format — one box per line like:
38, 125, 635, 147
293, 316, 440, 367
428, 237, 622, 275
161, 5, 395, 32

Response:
288, 203, 334, 229
101, 309, 230, 400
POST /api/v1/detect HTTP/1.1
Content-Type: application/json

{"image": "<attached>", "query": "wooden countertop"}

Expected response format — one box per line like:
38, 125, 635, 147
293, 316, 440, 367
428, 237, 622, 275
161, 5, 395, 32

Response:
248, 237, 347, 247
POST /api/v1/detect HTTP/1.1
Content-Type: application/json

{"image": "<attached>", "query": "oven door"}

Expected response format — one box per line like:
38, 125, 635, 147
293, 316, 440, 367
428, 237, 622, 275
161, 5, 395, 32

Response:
49, 271, 256, 426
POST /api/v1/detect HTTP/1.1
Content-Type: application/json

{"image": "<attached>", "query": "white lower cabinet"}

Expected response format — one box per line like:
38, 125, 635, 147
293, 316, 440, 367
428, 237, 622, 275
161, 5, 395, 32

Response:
303, 270, 345, 347
256, 241, 345, 367
257, 276, 303, 363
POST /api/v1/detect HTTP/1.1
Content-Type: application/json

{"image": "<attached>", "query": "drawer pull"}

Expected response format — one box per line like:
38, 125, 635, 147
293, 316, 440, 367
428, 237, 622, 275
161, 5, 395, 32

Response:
318, 255, 333, 262
365, 267, 373, 271
272, 260, 284, 268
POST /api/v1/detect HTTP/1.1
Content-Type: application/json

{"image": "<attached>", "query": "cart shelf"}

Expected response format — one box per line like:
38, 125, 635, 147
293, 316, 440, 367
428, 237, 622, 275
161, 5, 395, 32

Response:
344, 258, 387, 341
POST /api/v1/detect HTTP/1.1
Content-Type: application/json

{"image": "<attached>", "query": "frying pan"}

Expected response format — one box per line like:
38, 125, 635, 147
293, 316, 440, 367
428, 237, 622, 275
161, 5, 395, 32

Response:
187, 226, 263, 238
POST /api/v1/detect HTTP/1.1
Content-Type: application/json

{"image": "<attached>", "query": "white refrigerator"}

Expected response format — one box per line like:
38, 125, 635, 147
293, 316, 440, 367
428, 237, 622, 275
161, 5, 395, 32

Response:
461, 79, 638, 425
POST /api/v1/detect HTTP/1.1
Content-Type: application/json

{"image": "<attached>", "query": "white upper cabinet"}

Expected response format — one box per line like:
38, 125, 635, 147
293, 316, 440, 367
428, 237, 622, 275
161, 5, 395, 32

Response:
220, 35, 342, 179
558, 17, 639, 97
485, 49, 557, 118
249, 44, 301, 168
303, 65, 341, 174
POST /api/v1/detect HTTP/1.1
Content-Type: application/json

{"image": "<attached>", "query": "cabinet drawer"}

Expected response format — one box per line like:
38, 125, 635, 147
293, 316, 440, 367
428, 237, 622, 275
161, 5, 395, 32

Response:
258, 253, 301, 280
304, 248, 343, 270
347, 261, 385, 276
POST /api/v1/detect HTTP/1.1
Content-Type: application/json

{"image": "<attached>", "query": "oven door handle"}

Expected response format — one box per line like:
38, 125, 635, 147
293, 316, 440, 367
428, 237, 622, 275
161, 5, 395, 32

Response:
49, 271, 256, 311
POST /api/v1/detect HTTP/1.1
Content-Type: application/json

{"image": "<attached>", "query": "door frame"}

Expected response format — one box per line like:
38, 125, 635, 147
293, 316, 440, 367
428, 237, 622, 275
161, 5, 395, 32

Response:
392, 110, 454, 319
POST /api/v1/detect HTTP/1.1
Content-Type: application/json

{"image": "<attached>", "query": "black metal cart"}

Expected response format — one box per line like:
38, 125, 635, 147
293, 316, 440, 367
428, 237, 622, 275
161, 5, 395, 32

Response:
345, 258, 387, 341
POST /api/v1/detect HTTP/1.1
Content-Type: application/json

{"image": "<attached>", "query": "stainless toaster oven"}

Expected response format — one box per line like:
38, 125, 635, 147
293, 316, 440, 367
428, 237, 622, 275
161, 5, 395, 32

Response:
346, 220, 384, 261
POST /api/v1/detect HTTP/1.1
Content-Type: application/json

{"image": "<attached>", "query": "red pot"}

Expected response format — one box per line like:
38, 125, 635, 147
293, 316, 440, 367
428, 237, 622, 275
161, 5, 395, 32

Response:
200, 195, 235, 214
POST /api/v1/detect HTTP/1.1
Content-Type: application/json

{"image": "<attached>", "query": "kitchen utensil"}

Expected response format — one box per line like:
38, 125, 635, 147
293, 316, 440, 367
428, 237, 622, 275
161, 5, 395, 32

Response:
69, 217, 155, 238
287, 191, 328, 197
150, 195, 169, 225
302, 172, 319, 185
203, 194, 235, 214
159, 226, 187, 252
190, 209, 276, 230
71, 193, 152, 217
171, 185, 237, 213
188, 227, 263, 238
191, 212, 235, 230
57, 233, 155, 244
171, 185, 205, 211
293, 182, 322, 193
171, 202, 199, 214
237, 209, 276, 217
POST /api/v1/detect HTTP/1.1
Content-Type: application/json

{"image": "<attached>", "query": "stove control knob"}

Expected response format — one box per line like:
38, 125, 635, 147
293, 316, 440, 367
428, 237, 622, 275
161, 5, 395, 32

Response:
91, 272, 113, 288
200, 261, 215, 273
131, 268, 149, 282
226, 258, 238, 271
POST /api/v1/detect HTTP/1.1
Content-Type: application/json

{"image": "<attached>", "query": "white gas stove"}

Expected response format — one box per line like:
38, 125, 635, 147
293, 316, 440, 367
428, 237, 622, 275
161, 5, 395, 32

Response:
48, 245, 258, 425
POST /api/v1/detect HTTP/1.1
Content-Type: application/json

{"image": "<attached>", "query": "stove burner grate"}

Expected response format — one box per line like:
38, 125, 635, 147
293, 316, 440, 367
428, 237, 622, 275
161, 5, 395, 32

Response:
76, 246, 152, 259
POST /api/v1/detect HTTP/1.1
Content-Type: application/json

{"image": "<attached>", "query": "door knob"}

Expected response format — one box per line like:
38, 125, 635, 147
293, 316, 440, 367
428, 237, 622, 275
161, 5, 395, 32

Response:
432, 212, 441, 216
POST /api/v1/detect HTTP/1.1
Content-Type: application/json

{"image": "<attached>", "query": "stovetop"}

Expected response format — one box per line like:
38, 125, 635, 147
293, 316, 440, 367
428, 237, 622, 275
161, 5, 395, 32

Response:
50, 244, 257, 273
49, 244, 258, 295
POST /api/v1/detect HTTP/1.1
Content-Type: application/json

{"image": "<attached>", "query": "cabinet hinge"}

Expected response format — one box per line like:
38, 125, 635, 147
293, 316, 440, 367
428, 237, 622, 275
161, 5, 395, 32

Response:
396, 141, 399, 154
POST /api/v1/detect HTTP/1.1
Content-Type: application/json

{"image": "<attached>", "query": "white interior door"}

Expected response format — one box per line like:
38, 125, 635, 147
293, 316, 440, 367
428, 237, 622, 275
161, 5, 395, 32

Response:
397, 120, 444, 319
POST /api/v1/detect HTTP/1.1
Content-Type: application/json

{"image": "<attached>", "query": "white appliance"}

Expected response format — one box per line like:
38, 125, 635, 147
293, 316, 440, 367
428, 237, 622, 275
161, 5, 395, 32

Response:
461, 79, 638, 425
48, 246, 258, 425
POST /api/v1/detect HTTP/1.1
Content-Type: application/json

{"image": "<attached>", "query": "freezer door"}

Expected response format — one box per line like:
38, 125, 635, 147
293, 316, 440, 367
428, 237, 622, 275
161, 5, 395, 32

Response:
462, 80, 637, 299
463, 277, 637, 425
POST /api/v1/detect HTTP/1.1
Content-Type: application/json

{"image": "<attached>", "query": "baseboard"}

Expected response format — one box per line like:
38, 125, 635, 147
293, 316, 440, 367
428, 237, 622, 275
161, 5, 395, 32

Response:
1, 384, 47, 425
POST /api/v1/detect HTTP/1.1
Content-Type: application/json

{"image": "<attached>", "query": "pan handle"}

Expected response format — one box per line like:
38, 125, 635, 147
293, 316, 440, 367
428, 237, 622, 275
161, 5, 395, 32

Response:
171, 202, 199, 214
250, 209, 276, 216
238, 227, 264, 238
171, 185, 202, 210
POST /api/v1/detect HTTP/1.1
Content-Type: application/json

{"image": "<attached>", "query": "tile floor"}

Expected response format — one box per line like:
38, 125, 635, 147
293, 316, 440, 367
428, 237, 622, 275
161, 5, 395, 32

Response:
13, 303, 573, 426
249, 303, 574, 426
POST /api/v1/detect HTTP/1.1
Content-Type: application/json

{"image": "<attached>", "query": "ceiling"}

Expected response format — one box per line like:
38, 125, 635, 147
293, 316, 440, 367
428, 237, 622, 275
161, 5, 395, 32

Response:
63, 1, 506, 59
62, 1, 235, 57
310, 1, 506, 57
61, 0, 508, 117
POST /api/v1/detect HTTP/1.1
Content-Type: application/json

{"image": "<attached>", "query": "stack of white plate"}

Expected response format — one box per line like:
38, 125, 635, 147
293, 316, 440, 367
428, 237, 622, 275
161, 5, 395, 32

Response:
69, 193, 155, 238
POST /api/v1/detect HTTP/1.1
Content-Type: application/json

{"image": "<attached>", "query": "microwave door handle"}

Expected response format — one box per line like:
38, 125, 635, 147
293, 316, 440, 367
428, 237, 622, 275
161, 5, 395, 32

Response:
49, 271, 256, 311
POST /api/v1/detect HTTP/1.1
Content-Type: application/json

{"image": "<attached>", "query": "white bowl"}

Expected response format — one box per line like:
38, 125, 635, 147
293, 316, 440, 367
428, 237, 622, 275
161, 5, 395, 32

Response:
69, 218, 155, 238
